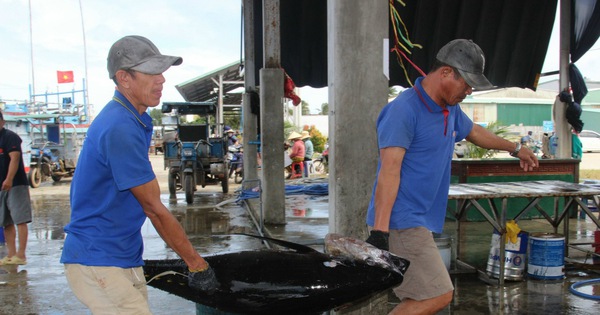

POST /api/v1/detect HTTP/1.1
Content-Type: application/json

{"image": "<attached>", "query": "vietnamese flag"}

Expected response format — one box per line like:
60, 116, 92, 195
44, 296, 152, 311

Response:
57, 70, 74, 84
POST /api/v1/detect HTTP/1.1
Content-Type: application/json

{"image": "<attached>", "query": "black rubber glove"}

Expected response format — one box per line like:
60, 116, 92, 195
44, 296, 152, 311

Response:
366, 230, 390, 251
188, 266, 218, 294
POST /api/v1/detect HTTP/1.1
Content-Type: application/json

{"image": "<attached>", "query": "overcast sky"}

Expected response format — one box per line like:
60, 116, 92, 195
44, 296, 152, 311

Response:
0, 0, 598, 116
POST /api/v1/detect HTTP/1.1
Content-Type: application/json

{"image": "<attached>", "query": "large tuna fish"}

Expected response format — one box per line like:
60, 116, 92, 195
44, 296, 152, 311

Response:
143, 233, 409, 314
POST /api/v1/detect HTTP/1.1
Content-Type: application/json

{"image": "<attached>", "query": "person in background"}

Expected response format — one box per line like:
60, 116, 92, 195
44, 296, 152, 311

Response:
572, 128, 583, 160
60, 35, 217, 314
549, 132, 558, 158
301, 130, 314, 177
521, 130, 533, 145
0, 110, 31, 266
287, 131, 305, 178
365, 39, 538, 315
224, 126, 238, 146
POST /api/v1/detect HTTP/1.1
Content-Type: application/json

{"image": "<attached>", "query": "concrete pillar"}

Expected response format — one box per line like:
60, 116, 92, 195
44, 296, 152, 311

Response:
260, 68, 286, 224
242, 0, 258, 181
261, 0, 286, 225
328, 0, 389, 313
327, 0, 388, 237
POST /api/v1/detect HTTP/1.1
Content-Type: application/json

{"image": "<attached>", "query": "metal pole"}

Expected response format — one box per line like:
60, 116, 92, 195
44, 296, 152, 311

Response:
28, 0, 36, 104
555, 0, 572, 158
78, 0, 90, 107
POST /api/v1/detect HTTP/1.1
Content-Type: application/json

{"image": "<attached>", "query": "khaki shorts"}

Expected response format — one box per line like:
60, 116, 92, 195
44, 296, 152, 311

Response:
65, 264, 152, 315
390, 226, 454, 301
0, 185, 32, 226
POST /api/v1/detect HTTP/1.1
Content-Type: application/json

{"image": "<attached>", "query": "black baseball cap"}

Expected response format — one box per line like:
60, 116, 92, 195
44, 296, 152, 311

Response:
107, 35, 183, 79
436, 39, 495, 90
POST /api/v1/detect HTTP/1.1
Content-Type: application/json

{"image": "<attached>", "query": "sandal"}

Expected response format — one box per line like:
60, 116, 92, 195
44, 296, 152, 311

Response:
0, 256, 12, 265
7, 256, 26, 265
0, 256, 27, 265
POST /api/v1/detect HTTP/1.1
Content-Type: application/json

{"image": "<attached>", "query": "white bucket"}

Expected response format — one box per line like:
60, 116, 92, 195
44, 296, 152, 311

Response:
434, 233, 452, 271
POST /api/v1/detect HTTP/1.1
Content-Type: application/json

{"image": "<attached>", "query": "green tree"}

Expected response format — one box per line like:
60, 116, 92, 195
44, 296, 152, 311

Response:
149, 108, 163, 126
303, 125, 327, 153
284, 121, 298, 139
388, 87, 399, 99
224, 114, 241, 130
319, 103, 328, 115
463, 122, 510, 158
301, 100, 310, 115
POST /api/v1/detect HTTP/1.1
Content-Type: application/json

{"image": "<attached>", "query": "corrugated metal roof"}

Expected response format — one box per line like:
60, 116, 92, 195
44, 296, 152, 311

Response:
175, 61, 244, 108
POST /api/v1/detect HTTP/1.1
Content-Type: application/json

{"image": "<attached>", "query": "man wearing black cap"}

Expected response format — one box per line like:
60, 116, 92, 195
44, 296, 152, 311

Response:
365, 39, 539, 314
60, 35, 217, 314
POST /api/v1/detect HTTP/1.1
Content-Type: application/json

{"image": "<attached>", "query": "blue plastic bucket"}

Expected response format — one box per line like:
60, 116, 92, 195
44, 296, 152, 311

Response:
0, 227, 4, 244
527, 233, 565, 280
486, 229, 528, 280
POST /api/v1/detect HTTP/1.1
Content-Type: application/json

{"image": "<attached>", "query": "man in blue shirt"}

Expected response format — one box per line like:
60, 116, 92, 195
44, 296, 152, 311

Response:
61, 35, 216, 314
366, 39, 539, 314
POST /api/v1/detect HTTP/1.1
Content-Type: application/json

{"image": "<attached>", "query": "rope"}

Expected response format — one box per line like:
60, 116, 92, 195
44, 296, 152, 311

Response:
146, 270, 188, 285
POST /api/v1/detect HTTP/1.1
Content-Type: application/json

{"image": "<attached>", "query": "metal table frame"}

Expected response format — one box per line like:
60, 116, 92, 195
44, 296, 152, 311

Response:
447, 180, 600, 285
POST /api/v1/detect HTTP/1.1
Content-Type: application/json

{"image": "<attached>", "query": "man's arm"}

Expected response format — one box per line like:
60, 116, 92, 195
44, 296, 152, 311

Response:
372, 146, 405, 232
2, 151, 20, 190
131, 179, 208, 271
466, 124, 539, 171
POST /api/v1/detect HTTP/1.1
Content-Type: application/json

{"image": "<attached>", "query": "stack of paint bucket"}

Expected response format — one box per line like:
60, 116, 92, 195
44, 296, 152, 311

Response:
486, 229, 528, 280
527, 232, 565, 280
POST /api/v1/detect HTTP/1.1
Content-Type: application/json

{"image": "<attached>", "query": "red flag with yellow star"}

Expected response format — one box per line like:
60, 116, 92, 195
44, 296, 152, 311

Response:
57, 70, 74, 83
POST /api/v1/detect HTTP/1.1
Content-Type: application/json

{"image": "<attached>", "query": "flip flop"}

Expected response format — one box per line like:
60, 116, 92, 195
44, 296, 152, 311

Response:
7, 256, 27, 265
0, 256, 11, 265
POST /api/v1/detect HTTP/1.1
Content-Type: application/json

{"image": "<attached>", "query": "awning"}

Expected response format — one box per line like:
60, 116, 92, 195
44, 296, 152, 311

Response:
175, 61, 244, 107
252, 0, 558, 91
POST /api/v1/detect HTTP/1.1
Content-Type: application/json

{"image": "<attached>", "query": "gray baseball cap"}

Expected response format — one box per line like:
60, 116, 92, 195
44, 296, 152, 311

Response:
107, 35, 183, 79
436, 39, 495, 90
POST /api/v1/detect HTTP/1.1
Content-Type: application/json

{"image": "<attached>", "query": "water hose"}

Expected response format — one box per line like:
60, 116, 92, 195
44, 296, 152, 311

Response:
569, 278, 600, 300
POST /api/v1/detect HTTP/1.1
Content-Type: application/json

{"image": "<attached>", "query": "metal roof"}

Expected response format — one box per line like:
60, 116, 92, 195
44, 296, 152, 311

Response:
175, 61, 244, 110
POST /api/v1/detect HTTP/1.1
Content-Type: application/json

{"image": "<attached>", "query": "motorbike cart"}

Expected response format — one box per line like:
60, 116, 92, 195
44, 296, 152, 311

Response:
227, 144, 244, 184
27, 115, 80, 188
161, 102, 229, 204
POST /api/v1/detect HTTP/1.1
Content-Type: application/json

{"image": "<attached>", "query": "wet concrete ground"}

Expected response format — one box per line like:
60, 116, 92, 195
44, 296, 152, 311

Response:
1, 154, 600, 314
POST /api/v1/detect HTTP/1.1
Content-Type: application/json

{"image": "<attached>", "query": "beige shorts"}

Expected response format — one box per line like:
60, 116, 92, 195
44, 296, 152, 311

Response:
65, 264, 152, 314
390, 226, 454, 301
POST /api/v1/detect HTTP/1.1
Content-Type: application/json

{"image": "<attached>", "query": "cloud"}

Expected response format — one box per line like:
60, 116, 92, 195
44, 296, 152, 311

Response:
0, 0, 241, 111
1, 1, 598, 113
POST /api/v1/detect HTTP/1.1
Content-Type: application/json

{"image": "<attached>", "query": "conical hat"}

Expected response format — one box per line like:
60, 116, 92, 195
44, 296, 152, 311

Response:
287, 131, 302, 140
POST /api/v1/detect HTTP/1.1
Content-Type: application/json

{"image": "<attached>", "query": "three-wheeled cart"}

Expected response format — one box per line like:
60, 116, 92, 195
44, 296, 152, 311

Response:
25, 114, 81, 188
161, 102, 229, 203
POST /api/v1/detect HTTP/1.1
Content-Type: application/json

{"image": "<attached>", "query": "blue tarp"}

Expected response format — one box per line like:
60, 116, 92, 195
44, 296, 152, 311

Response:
239, 183, 328, 200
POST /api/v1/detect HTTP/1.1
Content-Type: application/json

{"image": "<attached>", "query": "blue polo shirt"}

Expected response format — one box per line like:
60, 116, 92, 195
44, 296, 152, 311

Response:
366, 77, 473, 233
61, 91, 155, 268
